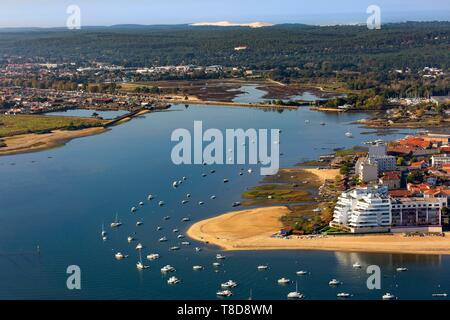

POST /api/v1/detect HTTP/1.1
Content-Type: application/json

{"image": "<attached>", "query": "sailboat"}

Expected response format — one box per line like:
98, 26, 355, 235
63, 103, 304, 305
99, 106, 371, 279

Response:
110, 213, 122, 228
136, 249, 149, 270
101, 223, 107, 240
287, 281, 304, 299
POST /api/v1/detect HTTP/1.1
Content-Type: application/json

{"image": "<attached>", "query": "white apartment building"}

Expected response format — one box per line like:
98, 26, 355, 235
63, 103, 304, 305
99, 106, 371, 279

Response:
431, 154, 450, 168
370, 155, 397, 173
355, 157, 378, 182
331, 186, 391, 233
367, 140, 388, 157
331, 186, 444, 233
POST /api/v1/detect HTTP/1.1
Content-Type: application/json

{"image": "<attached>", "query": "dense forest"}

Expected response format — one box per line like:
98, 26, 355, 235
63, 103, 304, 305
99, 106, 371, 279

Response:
0, 22, 448, 73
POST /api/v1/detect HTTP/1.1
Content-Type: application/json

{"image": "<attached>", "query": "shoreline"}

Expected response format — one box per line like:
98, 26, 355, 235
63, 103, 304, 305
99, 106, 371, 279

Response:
187, 168, 450, 255
187, 206, 450, 255
0, 127, 107, 156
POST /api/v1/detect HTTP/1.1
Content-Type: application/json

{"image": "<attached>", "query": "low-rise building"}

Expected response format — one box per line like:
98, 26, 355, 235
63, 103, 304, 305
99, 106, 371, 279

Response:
379, 171, 401, 190
355, 157, 378, 182
431, 154, 450, 168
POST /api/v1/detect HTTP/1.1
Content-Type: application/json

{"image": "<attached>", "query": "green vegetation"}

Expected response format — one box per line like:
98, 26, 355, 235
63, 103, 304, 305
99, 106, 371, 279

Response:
242, 184, 311, 205
0, 114, 105, 137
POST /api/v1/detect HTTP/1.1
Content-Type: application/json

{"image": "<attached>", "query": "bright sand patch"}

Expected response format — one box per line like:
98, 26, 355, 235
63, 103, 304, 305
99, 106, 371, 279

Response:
0, 127, 106, 156
187, 206, 450, 254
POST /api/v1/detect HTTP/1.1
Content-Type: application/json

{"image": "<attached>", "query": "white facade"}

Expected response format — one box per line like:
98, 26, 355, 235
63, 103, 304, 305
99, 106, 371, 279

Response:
355, 157, 378, 182
331, 187, 444, 233
431, 154, 450, 168
367, 140, 387, 157
370, 155, 396, 173
331, 186, 391, 232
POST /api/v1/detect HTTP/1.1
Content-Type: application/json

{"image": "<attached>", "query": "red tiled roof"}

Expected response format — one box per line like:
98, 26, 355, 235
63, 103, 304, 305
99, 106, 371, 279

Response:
389, 189, 411, 197
381, 171, 401, 181
398, 137, 431, 149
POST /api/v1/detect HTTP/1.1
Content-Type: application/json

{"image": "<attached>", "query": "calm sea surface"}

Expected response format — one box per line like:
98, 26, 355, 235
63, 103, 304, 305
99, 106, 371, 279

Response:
0, 86, 448, 300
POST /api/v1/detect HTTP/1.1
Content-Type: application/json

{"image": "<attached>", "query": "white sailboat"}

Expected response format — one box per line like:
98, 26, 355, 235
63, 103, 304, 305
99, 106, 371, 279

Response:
101, 223, 107, 240
217, 290, 233, 297
277, 278, 291, 285
136, 250, 149, 270
287, 281, 304, 299
110, 213, 122, 228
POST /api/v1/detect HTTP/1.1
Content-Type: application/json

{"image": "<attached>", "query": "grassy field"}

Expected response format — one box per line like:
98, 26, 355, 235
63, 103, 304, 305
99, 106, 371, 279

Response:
0, 114, 106, 137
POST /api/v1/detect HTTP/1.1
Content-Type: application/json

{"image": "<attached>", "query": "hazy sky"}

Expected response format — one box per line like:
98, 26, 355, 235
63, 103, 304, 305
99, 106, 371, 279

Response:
0, 0, 449, 27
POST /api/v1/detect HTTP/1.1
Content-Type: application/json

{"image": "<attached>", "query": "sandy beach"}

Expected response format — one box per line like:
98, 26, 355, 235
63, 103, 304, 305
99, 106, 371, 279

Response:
0, 127, 107, 156
187, 167, 450, 255
187, 206, 450, 254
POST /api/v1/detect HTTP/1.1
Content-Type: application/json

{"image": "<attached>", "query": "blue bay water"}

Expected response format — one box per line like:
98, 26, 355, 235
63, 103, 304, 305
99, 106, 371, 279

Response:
0, 100, 449, 300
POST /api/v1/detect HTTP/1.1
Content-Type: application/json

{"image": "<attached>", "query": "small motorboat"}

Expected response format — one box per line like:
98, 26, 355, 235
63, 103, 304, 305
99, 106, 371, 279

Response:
195, 247, 202, 252
345, 131, 353, 138
163, 216, 170, 220
127, 236, 134, 242
337, 293, 351, 298
352, 262, 362, 269
210, 195, 216, 200
186, 194, 191, 198
329, 279, 341, 286
158, 201, 165, 207
147, 194, 154, 200
198, 201, 205, 205
217, 290, 233, 297
181, 217, 190, 222
161, 265, 175, 273
135, 243, 143, 250
396, 267, 408, 272
192, 265, 204, 271
131, 207, 137, 213
115, 252, 127, 260
278, 278, 291, 285
136, 221, 143, 226
169, 246, 180, 251
159, 237, 168, 242
202, 173, 207, 177
167, 276, 180, 285
216, 254, 226, 260
296, 270, 308, 276
181, 200, 189, 205
157, 226, 163, 231
212, 262, 221, 267
223, 179, 229, 183
257, 265, 268, 271
232, 202, 241, 207
181, 241, 190, 246
177, 234, 185, 239
146, 253, 160, 260
139, 201, 144, 206
221, 280, 237, 289
172, 181, 178, 188
173, 228, 179, 233
382, 293, 396, 300
432, 293, 448, 297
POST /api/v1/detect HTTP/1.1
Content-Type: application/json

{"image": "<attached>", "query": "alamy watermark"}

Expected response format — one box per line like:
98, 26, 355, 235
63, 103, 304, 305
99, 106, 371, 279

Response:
171, 121, 280, 175
66, 5, 81, 30
367, 5, 381, 30
66, 265, 81, 290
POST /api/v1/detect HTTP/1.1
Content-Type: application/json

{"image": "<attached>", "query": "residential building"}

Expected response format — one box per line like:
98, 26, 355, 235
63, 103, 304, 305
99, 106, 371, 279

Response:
331, 186, 391, 233
391, 197, 445, 232
379, 171, 401, 190
355, 157, 378, 182
431, 154, 450, 168
331, 186, 445, 233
